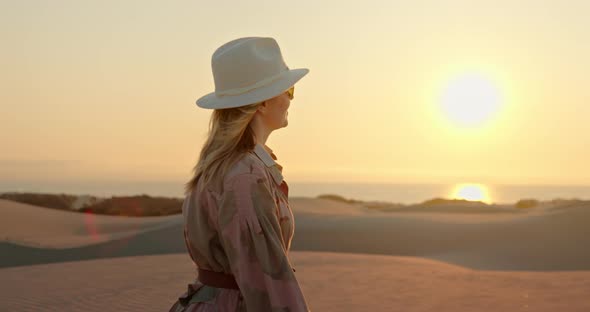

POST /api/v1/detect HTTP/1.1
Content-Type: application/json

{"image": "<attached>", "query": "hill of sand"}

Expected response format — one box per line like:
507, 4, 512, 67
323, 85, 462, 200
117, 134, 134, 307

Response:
2, 197, 590, 270
0, 199, 181, 248
1, 252, 589, 312
289, 197, 590, 271
2, 196, 590, 311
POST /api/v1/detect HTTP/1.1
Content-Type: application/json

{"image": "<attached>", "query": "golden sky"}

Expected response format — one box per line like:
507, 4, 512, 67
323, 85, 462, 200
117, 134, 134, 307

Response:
1, 0, 589, 186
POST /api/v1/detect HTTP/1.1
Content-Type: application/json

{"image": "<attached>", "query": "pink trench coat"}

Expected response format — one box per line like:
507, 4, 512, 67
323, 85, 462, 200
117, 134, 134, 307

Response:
169, 144, 310, 312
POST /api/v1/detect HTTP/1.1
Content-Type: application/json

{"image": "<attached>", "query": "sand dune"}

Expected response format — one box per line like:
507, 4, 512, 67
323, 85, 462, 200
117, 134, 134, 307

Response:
0, 199, 180, 248
291, 199, 590, 270
2, 196, 590, 310
2, 197, 590, 271
1, 252, 589, 312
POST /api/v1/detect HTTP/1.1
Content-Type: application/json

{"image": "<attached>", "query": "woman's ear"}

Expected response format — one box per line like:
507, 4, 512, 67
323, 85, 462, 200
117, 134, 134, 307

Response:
257, 101, 267, 114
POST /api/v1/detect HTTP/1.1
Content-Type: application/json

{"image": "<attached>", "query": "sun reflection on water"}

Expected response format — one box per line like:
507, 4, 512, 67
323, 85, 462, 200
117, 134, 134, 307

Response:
451, 183, 492, 204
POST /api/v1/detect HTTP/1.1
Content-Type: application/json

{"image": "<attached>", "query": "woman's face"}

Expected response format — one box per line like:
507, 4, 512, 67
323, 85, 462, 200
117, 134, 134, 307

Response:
260, 88, 292, 130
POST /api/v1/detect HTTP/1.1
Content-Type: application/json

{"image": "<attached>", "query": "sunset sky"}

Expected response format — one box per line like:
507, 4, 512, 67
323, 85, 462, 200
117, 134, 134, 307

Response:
1, 0, 589, 187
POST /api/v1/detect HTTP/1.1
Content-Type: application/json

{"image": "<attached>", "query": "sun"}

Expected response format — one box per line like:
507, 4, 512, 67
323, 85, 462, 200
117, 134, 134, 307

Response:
439, 73, 503, 128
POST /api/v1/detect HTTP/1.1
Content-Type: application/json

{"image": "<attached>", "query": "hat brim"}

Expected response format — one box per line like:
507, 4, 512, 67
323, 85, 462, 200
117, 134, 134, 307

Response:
196, 68, 309, 109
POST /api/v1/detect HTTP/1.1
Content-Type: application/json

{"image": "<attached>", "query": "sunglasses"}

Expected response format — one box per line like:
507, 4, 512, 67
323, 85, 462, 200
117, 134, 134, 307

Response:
286, 86, 295, 100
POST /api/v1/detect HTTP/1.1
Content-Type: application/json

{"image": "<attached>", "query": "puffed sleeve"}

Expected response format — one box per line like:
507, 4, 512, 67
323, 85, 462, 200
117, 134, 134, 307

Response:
218, 173, 310, 312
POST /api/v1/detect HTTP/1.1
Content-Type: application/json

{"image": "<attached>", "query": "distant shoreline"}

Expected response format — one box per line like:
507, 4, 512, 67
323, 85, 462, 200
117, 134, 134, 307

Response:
1, 191, 587, 217
2, 181, 589, 206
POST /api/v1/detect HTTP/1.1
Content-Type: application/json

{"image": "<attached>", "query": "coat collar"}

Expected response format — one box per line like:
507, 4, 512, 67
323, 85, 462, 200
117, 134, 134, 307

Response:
252, 143, 284, 185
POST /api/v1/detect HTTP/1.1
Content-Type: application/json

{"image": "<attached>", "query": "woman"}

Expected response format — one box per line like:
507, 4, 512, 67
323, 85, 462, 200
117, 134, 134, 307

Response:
168, 37, 310, 312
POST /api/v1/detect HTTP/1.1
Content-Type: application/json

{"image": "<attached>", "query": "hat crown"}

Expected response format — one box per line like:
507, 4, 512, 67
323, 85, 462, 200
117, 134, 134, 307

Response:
211, 37, 289, 95
195, 36, 308, 109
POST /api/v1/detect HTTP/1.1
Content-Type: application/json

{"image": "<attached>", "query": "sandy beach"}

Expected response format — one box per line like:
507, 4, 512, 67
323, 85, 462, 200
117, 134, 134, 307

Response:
1, 197, 590, 311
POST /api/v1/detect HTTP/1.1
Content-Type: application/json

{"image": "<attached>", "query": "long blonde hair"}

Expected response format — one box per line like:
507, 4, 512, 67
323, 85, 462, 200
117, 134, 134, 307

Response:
184, 102, 261, 195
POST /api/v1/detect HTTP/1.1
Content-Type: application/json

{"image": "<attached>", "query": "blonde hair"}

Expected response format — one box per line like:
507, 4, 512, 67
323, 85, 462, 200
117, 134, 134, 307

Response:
184, 102, 261, 195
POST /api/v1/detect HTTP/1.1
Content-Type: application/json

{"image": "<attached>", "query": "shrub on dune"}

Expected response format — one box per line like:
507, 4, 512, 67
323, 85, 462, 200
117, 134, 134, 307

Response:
0, 192, 78, 211
0, 192, 183, 217
420, 197, 486, 206
80, 195, 183, 216
317, 194, 359, 204
515, 199, 539, 209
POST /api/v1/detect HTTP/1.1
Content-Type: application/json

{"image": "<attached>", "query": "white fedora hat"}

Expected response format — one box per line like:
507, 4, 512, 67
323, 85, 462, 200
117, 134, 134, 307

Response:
196, 37, 309, 109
